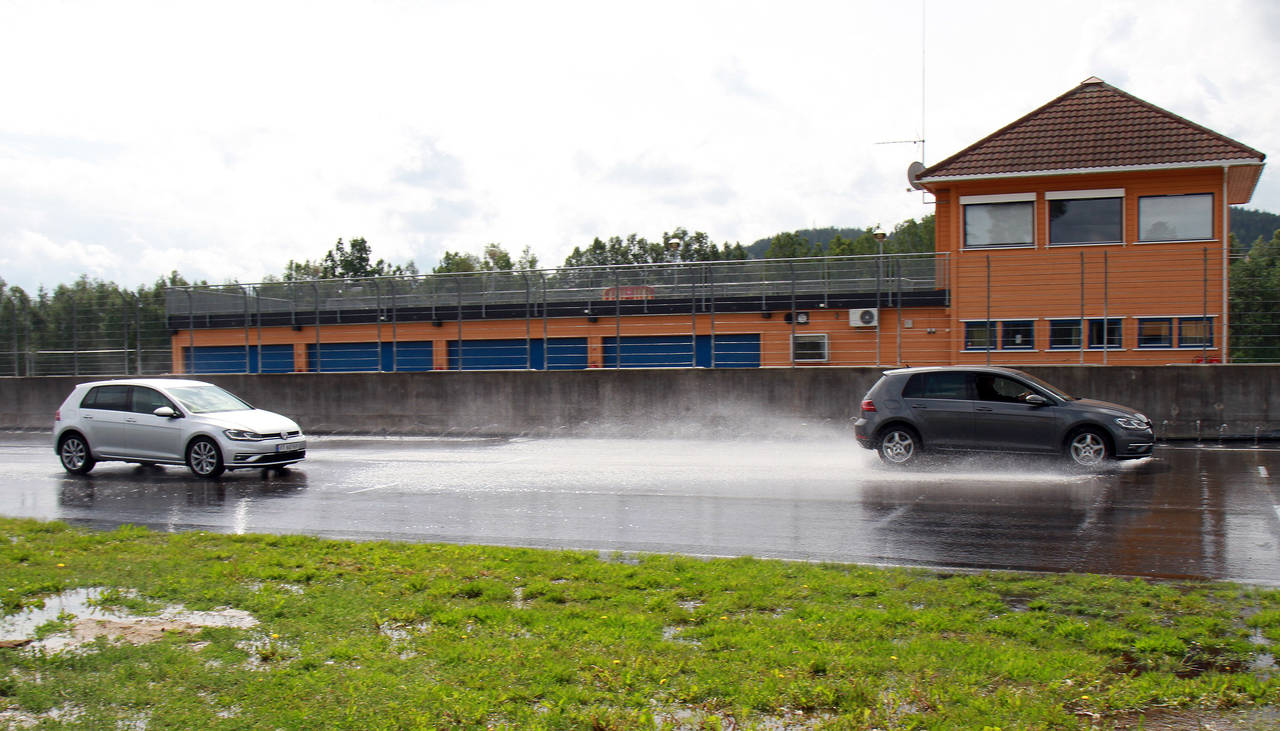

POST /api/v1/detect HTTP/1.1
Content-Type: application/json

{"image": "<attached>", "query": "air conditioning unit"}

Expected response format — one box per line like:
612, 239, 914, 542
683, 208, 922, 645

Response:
849, 308, 879, 327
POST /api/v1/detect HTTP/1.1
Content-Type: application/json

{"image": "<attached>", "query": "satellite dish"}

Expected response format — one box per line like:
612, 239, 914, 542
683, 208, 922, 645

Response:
906, 160, 926, 191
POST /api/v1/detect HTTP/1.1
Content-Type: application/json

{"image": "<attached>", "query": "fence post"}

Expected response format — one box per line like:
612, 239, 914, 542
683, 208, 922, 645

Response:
689, 265, 696, 367
522, 271, 532, 370
371, 278, 382, 372
186, 288, 195, 375
455, 276, 463, 371
312, 281, 321, 373
614, 268, 622, 369
789, 261, 797, 368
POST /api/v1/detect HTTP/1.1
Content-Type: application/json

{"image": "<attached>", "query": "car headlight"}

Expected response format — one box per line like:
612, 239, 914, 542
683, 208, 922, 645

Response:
1115, 416, 1149, 430
224, 429, 270, 441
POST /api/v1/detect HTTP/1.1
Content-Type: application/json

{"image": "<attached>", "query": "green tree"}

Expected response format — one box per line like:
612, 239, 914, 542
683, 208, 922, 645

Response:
286, 237, 417, 281
1229, 229, 1280, 362
433, 243, 527, 274
764, 231, 815, 258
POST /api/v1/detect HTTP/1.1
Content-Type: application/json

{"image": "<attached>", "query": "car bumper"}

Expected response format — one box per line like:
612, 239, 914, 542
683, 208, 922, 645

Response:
224, 438, 308, 468
1112, 431, 1155, 459
852, 418, 876, 450
229, 448, 306, 467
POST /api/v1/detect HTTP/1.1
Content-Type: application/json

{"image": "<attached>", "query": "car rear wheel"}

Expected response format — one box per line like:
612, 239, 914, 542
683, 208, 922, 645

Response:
1066, 429, 1110, 468
58, 434, 95, 475
877, 426, 920, 466
186, 437, 225, 478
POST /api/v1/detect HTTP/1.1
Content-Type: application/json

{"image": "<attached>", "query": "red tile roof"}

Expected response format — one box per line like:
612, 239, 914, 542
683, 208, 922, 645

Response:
917, 78, 1265, 181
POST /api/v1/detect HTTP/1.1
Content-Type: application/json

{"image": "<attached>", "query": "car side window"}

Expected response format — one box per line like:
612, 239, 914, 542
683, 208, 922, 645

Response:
975, 375, 1034, 403
131, 387, 176, 414
81, 385, 130, 411
902, 372, 969, 399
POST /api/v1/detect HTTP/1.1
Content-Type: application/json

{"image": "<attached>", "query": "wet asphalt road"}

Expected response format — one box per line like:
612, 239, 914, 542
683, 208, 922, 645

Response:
2, 432, 1278, 585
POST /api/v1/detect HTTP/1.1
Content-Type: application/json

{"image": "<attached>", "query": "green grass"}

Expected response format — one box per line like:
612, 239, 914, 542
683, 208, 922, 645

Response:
0, 517, 1276, 729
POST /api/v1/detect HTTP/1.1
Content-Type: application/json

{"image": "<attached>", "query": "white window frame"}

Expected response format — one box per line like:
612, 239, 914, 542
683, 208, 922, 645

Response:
792, 333, 829, 362
960, 193, 1036, 250
1137, 193, 1215, 243
1046, 189, 1125, 247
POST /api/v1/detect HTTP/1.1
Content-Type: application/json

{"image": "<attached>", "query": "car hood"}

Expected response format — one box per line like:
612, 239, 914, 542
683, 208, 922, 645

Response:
197, 409, 302, 435
1073, 398, 1147, 421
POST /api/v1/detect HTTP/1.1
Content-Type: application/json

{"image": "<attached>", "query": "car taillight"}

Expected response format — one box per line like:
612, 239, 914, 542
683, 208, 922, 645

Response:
54, 409, 61, 422
860, 399, 876, 413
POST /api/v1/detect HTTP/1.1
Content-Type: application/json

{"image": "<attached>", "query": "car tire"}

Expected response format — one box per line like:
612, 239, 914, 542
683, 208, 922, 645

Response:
58, 433, 96, 475
877, 425, 921, 466
1066, 428, 1110, 468
186, 437, 226, 478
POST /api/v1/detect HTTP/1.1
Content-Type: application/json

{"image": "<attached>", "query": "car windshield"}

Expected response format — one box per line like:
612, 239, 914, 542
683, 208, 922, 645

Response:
167, 385, 253, 414
1015, 372, 1075, 401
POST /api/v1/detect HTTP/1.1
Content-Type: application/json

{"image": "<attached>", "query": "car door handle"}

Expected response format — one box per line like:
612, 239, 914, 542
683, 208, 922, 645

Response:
124, 417, 138, 423
911, 404, 927, 409
976, 407, 993, 412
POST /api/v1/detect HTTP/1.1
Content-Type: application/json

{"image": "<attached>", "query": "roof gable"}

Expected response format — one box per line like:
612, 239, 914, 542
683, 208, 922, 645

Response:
918, 78, 1264, 182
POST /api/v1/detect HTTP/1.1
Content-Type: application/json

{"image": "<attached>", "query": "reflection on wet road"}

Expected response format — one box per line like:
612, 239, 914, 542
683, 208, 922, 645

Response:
2, 432, 1278, 584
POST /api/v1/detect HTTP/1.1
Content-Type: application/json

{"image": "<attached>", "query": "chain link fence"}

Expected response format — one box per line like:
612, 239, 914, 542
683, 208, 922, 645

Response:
3, 248, 1278, 376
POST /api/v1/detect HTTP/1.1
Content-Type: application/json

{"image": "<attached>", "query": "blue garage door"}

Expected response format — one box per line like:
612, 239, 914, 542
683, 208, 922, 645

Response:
697, 334, 761, 368
602, 334, 761, 369
307, 342, 435, 372
186, 345, 294, 374
543, 338, 588, 370
602, 336, 696, 368
444, 338, 589, 370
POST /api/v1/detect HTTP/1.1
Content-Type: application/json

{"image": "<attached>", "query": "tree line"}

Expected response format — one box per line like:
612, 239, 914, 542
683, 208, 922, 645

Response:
3, 210, 1279, 371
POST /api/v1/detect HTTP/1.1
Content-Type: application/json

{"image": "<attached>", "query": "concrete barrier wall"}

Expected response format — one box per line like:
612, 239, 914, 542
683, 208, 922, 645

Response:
4, 366, 1278, 440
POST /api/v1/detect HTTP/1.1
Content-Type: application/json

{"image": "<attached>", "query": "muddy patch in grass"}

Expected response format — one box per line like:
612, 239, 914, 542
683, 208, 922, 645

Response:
0, 587, 258, 654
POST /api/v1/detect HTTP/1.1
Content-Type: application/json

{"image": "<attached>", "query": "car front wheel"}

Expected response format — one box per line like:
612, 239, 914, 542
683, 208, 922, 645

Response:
59, 434, 96, 475
186, 437, 226, 478
1066, 429, 1110, 468
877, 426, 920, 466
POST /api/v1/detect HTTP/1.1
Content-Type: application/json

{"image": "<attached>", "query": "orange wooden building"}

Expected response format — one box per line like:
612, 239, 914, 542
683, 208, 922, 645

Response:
915, 76, 1264, 366
169, 78, 1265, 372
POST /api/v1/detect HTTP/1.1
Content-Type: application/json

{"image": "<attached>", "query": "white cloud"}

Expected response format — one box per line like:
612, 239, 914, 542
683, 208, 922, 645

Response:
0, 0, 1274, 292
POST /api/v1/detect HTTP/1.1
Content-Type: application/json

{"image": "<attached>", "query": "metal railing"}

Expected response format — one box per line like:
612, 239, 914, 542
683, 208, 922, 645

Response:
6, 245, 1280, 375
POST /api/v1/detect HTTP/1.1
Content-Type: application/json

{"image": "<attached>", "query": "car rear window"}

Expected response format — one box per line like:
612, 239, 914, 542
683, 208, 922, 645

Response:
902, 372, 969, 400
81, 385, 130, 411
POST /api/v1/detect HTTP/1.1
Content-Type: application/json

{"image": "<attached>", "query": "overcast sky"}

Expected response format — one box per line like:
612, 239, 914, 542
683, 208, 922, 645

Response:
2, 0, 1277, 292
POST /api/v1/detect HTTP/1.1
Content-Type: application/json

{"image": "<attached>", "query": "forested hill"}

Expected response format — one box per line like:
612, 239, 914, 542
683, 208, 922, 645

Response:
1230, 207, 1280, 254
749, 207, 1279, 259
745, 227, 868, 258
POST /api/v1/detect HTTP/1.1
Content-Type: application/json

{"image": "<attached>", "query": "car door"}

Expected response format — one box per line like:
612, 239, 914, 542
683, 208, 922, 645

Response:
971, 373, 1061, 454
900, 371, 975, 449
126, 386, 185, 461
78, 385, 133, 456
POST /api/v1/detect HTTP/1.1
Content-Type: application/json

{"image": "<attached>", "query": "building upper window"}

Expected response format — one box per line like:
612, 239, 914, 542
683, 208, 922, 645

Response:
961, 193, 1035, 248
1047, 190, 1123, 245
1139, 193, 1214, 242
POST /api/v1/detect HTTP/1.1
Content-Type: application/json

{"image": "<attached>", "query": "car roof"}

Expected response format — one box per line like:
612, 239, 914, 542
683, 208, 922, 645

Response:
883, 365, 1033, 378
75, 378, 214, 390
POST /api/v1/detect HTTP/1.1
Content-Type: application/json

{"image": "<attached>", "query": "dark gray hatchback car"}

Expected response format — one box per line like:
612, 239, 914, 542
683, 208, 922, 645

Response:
853, 366, 1154, 468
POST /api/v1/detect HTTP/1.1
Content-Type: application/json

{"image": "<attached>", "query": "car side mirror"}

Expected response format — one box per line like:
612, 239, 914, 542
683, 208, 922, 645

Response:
153, 406, 179, 418
1024, 394, 1049, 406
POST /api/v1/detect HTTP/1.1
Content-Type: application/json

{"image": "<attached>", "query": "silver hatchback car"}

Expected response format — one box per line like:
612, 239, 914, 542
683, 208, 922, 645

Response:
54, 379, 306, 478
853, 366, 1154, 468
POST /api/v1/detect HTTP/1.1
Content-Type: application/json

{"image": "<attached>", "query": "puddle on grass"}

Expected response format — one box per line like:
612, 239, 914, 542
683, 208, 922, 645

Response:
0, 587, 258, 653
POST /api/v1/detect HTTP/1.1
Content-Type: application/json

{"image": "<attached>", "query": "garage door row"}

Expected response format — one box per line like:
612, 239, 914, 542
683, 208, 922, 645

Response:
183, 334, 763, 373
